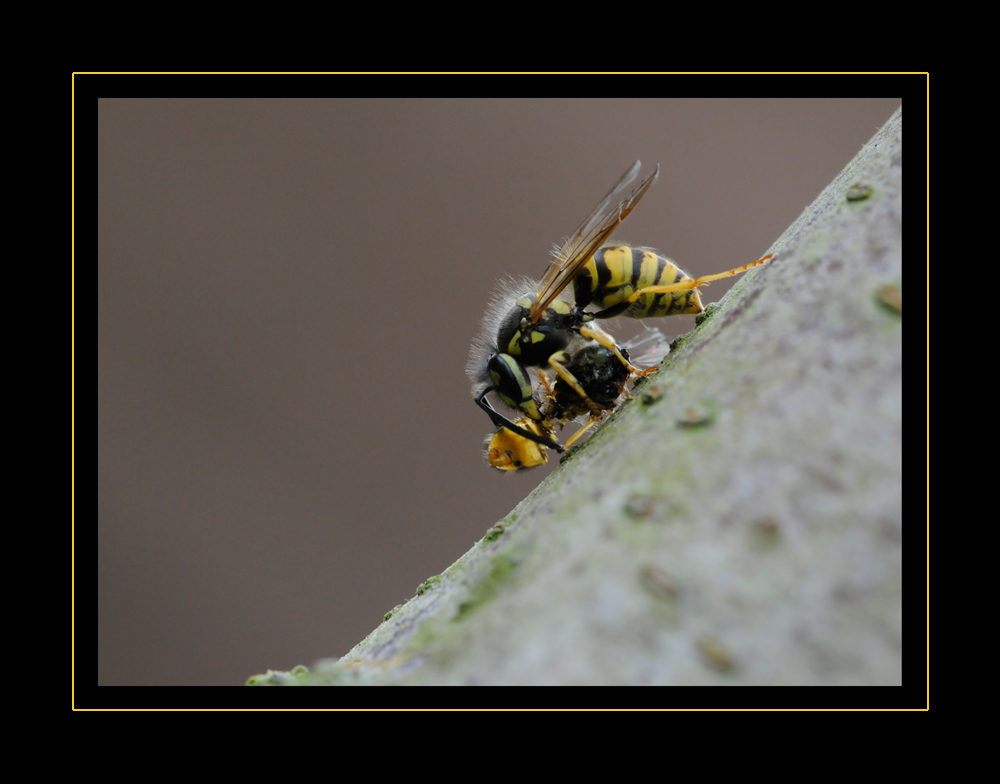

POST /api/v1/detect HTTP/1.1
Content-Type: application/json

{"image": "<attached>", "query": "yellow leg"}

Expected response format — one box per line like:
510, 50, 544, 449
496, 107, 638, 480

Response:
562, 414, 604, 449
622, 254, 772, 304
578, 323, 644, 376
548, 352, 591, 401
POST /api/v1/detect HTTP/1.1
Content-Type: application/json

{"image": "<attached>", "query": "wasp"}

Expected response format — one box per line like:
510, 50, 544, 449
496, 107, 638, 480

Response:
468, 160, 771, 469
484, 329, 670, 471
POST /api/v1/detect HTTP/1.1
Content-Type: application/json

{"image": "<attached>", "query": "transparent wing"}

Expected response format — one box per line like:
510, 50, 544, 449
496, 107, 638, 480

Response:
529, 161, 659, 323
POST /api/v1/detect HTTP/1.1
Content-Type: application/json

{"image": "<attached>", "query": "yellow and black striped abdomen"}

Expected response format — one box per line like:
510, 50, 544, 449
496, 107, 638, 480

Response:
573, 245, 704, 320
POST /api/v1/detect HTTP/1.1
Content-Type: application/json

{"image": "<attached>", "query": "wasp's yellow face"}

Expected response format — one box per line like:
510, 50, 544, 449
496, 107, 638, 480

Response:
485, 420, 551, 472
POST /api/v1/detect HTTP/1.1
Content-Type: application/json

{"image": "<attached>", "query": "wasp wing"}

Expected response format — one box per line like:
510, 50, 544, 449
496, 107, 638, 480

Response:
529, 161, 660, 323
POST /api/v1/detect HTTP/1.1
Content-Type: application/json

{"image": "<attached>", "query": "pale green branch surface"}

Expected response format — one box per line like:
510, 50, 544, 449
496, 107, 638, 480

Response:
250, 107, 903, 687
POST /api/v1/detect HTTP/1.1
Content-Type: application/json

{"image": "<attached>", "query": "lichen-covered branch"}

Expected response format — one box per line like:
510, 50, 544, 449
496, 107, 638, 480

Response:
249, 107, 904, 688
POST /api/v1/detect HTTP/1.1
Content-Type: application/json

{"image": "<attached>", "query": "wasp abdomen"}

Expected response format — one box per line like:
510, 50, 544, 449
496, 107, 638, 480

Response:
575, 245, 705, 320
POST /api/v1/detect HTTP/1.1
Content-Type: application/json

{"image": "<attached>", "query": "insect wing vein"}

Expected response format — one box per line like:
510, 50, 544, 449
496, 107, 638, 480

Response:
529, 161, 659, 323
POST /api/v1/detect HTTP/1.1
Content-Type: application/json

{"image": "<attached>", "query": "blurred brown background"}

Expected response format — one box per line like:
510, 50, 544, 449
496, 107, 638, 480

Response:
97, 97, 901, 685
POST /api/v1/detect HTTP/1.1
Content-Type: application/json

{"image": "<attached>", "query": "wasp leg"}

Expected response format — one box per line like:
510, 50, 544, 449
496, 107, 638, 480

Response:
577, 323, 645, 377
621, 254, 772, 303
562, 413, 605, 450
536, 372, 557, 403
547, 351, 593, 401
475, 391, 564, 451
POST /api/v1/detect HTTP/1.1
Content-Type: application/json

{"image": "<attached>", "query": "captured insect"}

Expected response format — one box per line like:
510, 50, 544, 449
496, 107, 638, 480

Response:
467, 160, 771, 471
